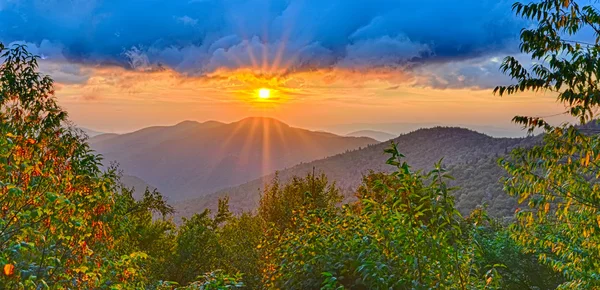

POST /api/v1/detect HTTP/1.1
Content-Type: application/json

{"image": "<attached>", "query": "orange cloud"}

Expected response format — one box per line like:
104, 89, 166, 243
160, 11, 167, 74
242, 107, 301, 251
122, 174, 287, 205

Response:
52, 63, 571, 135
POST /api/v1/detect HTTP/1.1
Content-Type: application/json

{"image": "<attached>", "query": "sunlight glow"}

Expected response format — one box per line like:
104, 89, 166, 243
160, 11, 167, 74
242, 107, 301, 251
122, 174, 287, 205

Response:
258, 88, 271, 99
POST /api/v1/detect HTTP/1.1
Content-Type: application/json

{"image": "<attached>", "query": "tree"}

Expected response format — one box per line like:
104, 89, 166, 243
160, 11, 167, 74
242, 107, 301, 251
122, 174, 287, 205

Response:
167, 209, 221, 285
261, 143, 501, 289
468, 208, 564, 289
216, 213, 263, 289
0, 43, 147, 288
110, 184, 177, 285
495, 0, 600, 287
258, 171, 342, 233
164, 197, 240, 286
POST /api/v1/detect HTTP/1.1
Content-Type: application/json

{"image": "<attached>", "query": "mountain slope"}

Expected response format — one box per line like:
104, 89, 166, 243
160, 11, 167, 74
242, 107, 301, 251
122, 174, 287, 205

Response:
346, 130, 396, 141
90, 117, 377, 201
120, 175, 157, 198
174, 127, 538, 220
79, 127, 105, 137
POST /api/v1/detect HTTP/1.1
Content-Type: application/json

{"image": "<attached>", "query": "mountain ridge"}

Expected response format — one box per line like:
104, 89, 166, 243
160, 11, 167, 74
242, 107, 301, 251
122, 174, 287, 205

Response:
90, 118, 378, 201
173, 126, 538, 221
346, 130, 396, 141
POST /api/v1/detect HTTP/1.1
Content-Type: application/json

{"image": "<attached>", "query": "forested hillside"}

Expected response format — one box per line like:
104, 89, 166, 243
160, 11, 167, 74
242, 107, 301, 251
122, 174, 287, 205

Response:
175, 127, 538, 220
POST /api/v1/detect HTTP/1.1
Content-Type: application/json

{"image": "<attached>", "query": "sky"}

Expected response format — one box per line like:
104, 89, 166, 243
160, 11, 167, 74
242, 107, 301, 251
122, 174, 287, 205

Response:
0, 0, 576, 136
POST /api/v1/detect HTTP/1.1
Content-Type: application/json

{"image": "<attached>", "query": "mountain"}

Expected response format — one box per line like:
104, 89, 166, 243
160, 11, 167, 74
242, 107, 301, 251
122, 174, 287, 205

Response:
326, 122, 436, 136
173, 127, 539, 221
89, 117, 377, 201
120, 175, 157, 198
346, 130, 396, 141
79, 127, 105, 138
326, 122, 528, 138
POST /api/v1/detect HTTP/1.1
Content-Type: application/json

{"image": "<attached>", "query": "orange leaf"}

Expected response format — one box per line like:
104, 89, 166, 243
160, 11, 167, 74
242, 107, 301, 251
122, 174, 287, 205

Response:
4, 264, 14, 276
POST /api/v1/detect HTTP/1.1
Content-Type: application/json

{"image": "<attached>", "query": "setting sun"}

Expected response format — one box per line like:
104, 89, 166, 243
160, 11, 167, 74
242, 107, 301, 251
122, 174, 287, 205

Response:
258, 88, 271, 99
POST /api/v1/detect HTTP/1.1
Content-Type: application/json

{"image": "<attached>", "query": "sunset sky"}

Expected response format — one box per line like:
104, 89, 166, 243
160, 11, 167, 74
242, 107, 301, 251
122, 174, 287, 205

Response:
0, 0, 576, 136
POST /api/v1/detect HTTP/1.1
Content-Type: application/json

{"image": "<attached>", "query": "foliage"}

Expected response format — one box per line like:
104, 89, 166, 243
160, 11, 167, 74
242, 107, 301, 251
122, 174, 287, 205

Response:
495, 0, 600, 129
186, 271, 244, 290
259, 171, 342, 233
0, 43, 151, 288
158, 197, 259, 288
495, 0, 600, 288
111, 184, 177, 284
157, 270, 244, 290
260, 143, 502, 289
216, 213, 263, 289
468, 208, 564, 289
166, 209, 222, 285
500, 126, 600, 288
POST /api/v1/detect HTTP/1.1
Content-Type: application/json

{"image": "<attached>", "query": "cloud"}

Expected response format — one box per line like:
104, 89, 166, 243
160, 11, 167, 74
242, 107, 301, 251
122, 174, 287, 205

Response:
0, 0, 522, 77
4, 40, 92, 84
414, 53, 533, 89
175, 15, 198, 27
338, 36, 430, 69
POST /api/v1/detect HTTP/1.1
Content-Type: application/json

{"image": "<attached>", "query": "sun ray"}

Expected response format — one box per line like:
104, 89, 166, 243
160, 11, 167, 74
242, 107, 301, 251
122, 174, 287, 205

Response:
239, 117, 260, 169
245, 38, 260, 70
261, 118, 272, 176
261, 32, 270, 73
271, 40, 287, 74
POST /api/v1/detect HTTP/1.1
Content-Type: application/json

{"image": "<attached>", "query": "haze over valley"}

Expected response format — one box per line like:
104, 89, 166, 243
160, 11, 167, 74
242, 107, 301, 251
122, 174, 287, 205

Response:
89, 117, 377, 201
87, 117, 543, 222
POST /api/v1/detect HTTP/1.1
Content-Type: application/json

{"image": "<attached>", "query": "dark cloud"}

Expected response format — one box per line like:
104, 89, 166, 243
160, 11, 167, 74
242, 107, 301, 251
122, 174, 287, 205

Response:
414, 54, 533, 89
0, 0, 522, 77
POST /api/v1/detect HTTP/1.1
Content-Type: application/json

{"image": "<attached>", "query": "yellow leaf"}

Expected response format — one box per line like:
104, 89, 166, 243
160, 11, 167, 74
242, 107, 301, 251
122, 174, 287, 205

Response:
585, 152, 591, 167
3, 264, 14, 276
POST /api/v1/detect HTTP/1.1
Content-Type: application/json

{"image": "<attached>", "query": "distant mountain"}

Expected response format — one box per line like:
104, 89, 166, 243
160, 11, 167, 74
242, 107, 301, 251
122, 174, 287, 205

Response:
174, 127, 539, 221
120, 175, 157, 199
326, 122, 436, 136
346, 130, 395, 141
325, 122, 528, 138
89, 117, 377, 201
79, 127, 105, 138
89, 133, 119, 143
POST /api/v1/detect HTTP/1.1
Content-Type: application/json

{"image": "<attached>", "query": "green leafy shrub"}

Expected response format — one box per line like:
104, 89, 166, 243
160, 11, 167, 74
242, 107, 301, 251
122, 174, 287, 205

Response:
261, 143, 502, 289
495, 0, 600, 287
157, 270, 244, 290
0, 43, 153, 289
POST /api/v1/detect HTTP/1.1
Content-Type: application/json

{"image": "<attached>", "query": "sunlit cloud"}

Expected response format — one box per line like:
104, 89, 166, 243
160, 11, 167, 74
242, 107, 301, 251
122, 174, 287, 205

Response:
0, 0, 577, 134
0, 0, 521, 77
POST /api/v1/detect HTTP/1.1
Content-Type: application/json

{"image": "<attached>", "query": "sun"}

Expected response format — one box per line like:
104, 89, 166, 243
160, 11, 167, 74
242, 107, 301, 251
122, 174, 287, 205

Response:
258, 88, 271, 99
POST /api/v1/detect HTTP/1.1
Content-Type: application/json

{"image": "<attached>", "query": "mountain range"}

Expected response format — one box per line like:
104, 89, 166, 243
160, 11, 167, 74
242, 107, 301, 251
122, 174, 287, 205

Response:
80, 127, 105, 138
346, 130, 396, 141
89, 117, 377, 201
325, 122, 529, 138
88, 117, 547, 222
173, 126, 539, 221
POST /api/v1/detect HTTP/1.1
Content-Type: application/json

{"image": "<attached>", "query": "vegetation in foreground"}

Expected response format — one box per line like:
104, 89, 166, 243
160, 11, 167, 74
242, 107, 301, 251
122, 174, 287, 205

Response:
2, 0, 600, 288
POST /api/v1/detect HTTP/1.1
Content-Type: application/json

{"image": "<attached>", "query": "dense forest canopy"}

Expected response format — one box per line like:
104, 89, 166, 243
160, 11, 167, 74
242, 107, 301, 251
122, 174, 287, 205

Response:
1, 0, 600, 289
